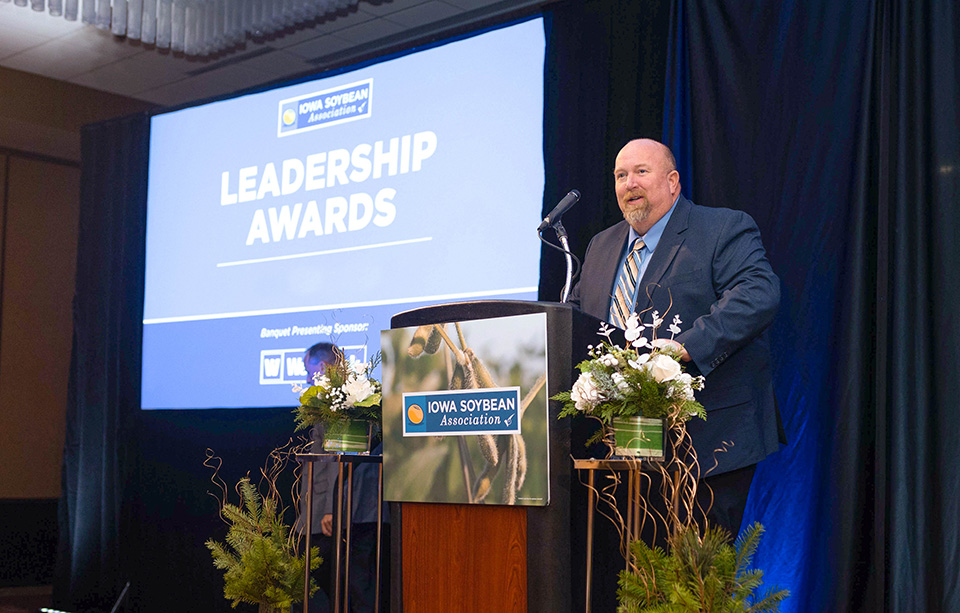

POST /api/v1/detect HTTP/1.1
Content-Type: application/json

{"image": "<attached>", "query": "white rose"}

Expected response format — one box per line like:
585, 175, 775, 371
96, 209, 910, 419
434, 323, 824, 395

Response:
646, 353, 682, 383
343, 375, 375, 406
571, 372, 603, 411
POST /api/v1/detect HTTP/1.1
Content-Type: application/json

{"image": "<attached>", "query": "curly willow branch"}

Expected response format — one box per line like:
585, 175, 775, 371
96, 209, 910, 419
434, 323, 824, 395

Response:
204, 448, 230, 523
587, 409, 721, 568
286, 436, 313, 548
206, 438, 316, 552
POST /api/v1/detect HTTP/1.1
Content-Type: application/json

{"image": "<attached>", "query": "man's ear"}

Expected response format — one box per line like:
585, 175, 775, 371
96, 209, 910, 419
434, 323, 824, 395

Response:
668, 169, 680, 194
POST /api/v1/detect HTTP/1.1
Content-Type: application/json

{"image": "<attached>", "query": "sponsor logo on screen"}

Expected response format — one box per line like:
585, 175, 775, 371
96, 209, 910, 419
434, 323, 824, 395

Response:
259, 346, 368, 385
402, 387, 522, 437
259, 348, 305, 385
277, 78, 373, 137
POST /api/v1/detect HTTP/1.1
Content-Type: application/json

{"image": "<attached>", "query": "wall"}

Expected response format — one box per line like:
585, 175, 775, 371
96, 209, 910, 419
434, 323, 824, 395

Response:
0, 66, 154, 587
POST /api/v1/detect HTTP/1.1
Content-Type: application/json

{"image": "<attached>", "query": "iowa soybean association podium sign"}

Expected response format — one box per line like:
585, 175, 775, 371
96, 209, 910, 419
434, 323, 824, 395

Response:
402, 388, 522, 436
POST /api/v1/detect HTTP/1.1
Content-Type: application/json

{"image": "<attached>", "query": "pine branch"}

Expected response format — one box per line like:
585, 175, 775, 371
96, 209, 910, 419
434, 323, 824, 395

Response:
734, 523, 763, 577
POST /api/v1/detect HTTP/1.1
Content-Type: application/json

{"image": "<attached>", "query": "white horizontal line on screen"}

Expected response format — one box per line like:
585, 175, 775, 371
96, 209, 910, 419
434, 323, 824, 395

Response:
215, 236, 434, 267
142, 287, 539, 324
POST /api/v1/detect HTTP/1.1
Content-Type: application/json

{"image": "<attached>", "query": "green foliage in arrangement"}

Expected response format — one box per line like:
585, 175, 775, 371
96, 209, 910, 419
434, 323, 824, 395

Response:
206, 478, 320, 610
617, 523, 789, 613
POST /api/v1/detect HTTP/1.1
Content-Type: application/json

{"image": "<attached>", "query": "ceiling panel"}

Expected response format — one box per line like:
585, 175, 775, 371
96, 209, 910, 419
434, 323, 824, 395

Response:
0, 26, 48, 56
331, 15, 407, 44
0, 3, 86, 37
2, 27, 142, 80
67, 51, 191, 96
359, 0, 434, 17
136, 63, 272, 106
386, 1, 464, 28
266, 22, 350, 50
443, 0, 514, 10
223, 48, 316, 81
0, 0, 550, 108
284, 33, 356, 60
310, 5, 379, 34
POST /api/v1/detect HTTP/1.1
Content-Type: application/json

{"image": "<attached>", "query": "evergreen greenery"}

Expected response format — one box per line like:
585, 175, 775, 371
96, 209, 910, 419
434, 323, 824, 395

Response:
617, 522, 789, 613
206, 477, 320, 610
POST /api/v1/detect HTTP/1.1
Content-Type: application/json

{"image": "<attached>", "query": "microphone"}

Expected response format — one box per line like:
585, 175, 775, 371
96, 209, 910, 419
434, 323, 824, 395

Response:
538, 189, 581, 231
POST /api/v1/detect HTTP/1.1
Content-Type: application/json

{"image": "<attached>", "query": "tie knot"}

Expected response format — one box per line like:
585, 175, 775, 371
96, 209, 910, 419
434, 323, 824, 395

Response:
632, 238, 645, 253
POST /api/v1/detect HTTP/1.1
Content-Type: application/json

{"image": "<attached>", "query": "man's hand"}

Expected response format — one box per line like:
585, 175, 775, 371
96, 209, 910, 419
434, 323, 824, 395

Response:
321, 513, 333, 536
652, 338, 691, 362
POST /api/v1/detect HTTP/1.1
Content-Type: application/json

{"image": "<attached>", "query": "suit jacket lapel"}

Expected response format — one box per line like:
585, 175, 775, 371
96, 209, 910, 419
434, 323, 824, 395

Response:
587, 221, 631, 318
635, 196, 691, 314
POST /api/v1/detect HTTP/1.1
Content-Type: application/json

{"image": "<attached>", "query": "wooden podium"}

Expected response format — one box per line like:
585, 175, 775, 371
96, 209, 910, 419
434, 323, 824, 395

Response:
387, 300, 606, 612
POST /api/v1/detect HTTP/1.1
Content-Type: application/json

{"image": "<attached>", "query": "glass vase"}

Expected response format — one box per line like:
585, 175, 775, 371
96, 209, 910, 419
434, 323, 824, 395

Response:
610, 416, 664, 458
322, 419, 371, 453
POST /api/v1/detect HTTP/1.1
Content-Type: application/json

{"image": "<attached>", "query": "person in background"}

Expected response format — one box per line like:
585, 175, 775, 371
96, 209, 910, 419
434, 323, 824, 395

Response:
298, 342, 388, 612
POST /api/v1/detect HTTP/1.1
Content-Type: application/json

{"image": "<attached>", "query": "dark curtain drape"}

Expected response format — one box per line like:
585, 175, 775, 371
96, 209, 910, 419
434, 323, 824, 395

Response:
55, 113, 309, 613
672, 0, 960, 610
832, 1, 960, 610
54, 114, 149, 610
539, 0, 670, 304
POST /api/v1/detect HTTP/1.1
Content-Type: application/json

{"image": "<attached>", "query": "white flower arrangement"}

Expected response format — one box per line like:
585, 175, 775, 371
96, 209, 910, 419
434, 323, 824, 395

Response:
555, 312, 706, 424
293, 355, 382, 432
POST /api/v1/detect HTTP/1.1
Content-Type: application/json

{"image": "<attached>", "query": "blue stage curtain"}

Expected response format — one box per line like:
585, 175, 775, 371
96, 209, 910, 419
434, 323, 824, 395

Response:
661, 0, 694, 200
53, 113, 149, 610
668, 0, 960, 610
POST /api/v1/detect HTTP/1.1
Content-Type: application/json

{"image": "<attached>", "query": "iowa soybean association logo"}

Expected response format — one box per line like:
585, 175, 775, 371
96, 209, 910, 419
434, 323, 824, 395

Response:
402, 388, 521, 437
277, 78, 373, 137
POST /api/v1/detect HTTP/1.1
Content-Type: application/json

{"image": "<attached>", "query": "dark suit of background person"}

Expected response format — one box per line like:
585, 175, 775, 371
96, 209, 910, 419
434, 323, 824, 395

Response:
300, 433, 387, 613
566, 139, 784, 538
297, 343, 389, 613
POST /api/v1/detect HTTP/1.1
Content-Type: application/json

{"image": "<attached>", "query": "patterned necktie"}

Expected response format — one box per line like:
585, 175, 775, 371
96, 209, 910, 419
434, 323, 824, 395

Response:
610, 238, 645, 328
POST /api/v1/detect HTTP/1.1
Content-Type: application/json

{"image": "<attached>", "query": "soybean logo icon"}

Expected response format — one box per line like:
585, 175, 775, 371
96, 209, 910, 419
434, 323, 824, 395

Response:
407, 403, 424, 425
282, 108, 296, 126
403, 394, 428, 435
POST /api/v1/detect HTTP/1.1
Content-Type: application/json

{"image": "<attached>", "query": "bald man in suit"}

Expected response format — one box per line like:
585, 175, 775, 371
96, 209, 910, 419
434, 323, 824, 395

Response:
567, 138, 784, 536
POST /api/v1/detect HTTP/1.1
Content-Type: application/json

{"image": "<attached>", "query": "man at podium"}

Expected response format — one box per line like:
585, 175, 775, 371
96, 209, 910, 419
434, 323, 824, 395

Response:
566, 138, 785, 538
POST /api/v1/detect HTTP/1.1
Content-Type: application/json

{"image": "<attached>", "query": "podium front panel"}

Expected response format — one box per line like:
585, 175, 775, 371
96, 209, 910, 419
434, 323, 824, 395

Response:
384, 300, 607, 612
381, 311, 550, 507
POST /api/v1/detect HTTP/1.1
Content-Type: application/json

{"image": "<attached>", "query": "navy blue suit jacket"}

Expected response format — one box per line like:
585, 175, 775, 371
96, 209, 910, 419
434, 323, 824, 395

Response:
567, 195, 782, 475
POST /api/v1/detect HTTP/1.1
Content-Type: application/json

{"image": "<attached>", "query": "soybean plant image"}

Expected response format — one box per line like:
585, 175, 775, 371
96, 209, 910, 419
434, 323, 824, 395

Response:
381, 313, 549, 506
